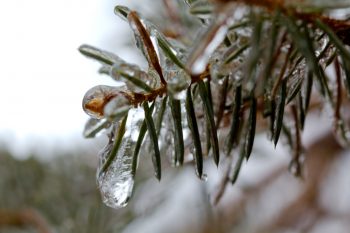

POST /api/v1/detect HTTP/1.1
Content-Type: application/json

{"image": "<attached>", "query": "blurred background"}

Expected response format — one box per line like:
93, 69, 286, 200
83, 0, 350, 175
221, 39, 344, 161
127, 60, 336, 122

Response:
1, 0, 350, 233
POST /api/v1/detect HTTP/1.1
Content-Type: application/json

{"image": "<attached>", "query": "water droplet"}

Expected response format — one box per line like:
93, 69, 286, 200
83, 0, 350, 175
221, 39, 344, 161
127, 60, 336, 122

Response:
82, 85, 126, 119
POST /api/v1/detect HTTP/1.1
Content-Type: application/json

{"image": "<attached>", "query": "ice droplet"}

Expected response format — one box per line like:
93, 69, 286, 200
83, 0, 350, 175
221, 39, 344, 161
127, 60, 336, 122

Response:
97, 109, 141, 209
82, 85, 126, 119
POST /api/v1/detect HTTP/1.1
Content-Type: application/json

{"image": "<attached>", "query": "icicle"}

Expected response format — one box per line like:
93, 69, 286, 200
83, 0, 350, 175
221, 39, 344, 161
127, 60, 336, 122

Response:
82, 85, 128, 119
97, 108, 142, 209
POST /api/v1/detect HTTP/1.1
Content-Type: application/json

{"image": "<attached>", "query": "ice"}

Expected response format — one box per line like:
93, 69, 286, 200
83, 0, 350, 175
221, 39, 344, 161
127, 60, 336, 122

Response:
104, 95, 131, 122
162, 107, 176, 166
83, 118, 110, 138
165, 67, 191, 100
114, 5, 130, 21
209, 44, 245, 82
127, 15, 153, 66
79, 44, 125, 66
97, 108, 142, 209
82, 85, 127, 119
148, 29, 190, 99
147, 68, 162, 88
111, 64, 147, 81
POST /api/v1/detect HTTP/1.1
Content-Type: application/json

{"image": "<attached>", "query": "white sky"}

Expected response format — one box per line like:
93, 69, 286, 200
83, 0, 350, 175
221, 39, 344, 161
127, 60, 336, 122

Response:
0, 0, 143, 156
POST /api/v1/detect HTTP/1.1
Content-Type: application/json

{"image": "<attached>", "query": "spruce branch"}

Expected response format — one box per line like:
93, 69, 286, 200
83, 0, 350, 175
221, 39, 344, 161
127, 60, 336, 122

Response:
80, 0, 350, 208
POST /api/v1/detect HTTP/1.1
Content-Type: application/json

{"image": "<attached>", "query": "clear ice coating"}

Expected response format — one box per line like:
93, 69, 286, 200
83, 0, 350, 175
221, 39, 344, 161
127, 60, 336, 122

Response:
117, 5, 155, 59
114, 5, 130, 20
127, 13, 152, 66
79, 44, 125, 66
82, 85, 128, 119
83, 118, 110, 138
209, 43, 245, 83
161, 107, 176, 166
104, 95, 131, 122
115, 5, 190, 96
97, 108, 142, 209
147, 23, 190, 99
164, 60, 191, 100
110, 64, 160, 92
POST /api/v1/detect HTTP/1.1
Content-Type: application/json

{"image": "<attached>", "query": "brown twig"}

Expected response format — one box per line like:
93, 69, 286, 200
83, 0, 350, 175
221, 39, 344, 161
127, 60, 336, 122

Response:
128, 11, 166, 85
